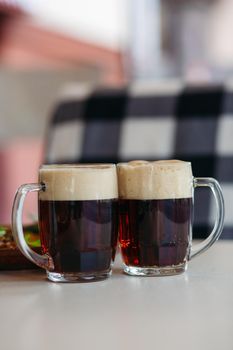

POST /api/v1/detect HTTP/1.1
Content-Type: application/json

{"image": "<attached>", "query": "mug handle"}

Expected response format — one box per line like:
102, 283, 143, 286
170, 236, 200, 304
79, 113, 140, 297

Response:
12, 183, 54, 270
190, 177, 225, 259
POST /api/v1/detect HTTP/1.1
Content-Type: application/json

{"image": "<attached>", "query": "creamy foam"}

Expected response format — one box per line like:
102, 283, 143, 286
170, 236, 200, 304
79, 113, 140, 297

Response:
39, 164, 118, 201
117, 160, 193, 200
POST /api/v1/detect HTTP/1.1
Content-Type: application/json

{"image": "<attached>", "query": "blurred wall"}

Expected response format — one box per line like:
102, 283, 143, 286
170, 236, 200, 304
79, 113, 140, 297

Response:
0, 69, 100, 142
0, 138, 43, 224
0, 2, 126, 225
23, 0, 128, 51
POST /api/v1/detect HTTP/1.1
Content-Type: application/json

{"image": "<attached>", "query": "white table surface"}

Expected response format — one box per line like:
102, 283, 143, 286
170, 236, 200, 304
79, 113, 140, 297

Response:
0, 240, 232, 350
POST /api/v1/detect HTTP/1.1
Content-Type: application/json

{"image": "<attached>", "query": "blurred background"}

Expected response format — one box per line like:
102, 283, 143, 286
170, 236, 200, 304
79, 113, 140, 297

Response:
1, 0, 233, 224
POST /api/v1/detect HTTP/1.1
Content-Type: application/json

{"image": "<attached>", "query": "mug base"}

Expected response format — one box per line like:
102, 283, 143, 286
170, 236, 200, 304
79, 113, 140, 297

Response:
46, 269, 112, 283
123, 262, 187, 276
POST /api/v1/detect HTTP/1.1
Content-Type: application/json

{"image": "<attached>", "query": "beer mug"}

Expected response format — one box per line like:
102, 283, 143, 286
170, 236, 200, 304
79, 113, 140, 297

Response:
12, 164, 118, 282
117, 160, 225, 276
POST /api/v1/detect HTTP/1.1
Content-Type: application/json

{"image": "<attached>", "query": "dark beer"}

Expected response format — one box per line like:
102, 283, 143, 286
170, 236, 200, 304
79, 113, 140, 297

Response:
119, 198, 192, 267
117, 160, 194, 274
38, 164, 118, 281
39, 199, 118, 273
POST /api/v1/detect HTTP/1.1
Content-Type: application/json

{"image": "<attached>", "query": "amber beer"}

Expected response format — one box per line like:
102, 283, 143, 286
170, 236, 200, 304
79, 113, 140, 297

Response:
38, 164, 118, 282
117, 160, 193, 276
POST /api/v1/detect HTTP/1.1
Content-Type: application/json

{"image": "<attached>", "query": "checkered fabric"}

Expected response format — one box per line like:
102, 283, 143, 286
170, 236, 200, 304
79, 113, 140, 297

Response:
45, 82, 233, 239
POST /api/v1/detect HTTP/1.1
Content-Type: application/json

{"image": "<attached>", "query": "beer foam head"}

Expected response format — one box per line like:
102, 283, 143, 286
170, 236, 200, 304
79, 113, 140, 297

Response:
39, 164, 118, 201
117, 160, 193, 200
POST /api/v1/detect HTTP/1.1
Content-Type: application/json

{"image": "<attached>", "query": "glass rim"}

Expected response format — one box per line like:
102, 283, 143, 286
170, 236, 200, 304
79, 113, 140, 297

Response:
117, 159, 192, 167
39, 163, 116, 170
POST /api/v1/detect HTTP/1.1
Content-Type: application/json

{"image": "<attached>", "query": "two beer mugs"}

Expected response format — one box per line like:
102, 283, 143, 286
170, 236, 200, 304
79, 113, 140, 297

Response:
12, 160, 224, 282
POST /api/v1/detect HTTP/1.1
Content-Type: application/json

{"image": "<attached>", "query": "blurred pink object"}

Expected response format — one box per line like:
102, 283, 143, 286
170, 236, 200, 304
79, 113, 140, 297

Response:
0, 138, 43, 225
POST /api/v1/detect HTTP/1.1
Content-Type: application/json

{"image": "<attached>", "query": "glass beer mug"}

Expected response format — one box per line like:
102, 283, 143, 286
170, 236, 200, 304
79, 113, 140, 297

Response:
117, 160, 225, 276
12, 164, 118, 282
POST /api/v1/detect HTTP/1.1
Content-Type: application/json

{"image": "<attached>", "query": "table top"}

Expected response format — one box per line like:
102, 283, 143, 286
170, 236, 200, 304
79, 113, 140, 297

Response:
0, 240, 232, 350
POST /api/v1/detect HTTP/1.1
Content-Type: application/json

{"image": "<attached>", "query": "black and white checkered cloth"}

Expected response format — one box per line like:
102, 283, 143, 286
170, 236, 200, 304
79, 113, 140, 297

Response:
45, 82, 233, 239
